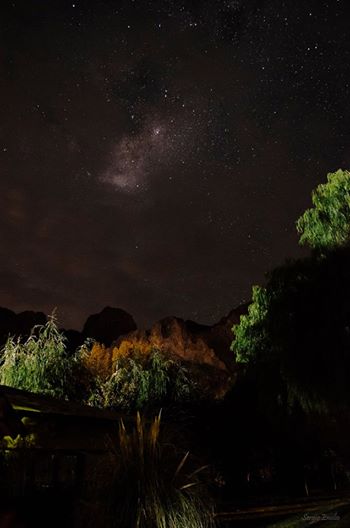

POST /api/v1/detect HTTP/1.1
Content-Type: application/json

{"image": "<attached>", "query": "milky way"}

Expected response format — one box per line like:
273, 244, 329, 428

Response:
1, 0, 350, 329
102, 115, 200, 193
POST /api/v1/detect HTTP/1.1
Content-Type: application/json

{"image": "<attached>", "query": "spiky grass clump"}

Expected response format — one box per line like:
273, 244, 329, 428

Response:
109, 411, 216, 528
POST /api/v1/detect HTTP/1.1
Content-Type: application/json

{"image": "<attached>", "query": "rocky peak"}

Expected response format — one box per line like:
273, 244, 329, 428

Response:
0, 308, 47, 346
114, 305, 248, 372
82, 306, 137, 346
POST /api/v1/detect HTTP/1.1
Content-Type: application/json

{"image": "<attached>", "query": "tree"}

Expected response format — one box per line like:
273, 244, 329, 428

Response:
296, 169, 350, 251
233, 252, 350, 412
232, 169, 350, 412
88, 347, 193, 411
0, 315, 81, 400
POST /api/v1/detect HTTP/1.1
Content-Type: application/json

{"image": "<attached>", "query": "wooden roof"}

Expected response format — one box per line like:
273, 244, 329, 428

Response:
0, 384, 121, 421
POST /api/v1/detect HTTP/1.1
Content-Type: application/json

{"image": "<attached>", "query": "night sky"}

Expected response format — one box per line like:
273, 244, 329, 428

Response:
1, 0, 350, 329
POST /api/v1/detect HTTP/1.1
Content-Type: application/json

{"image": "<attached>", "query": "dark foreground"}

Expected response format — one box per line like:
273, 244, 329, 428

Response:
216, 494, 350, 527
1, 493, 350, 528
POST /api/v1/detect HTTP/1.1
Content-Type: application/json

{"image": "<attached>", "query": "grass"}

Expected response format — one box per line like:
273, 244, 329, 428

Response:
108, 411, 216, 528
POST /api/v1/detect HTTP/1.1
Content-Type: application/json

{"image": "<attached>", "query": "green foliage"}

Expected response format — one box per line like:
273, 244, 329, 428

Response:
0, 314, 80, 400
0, 433, 36, 450
232, 251, 350, 413
0, 432, 37, 493
233, 285, 272, 365
232, 169, 350, 413
296, 169, 350, 250
89, 348, 193, 411
108, 412, 215, 528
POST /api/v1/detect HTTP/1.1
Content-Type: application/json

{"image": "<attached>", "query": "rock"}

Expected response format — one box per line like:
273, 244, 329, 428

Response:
15, 310, 47, 337
0, 308, 16, 345
114, 304, 248, 372
109, 304, 249, 398
0, 308, 47, 346
82, 306, 137, 346
191, 303, 249, 369
116, 316, 225, 370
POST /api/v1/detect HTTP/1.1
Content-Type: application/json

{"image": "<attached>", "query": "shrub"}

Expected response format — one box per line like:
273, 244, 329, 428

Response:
108, 411, 216, 528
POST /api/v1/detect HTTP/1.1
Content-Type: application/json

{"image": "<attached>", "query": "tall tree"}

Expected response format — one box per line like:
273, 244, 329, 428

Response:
232, 169, 350, 412
0, 315, 82, 400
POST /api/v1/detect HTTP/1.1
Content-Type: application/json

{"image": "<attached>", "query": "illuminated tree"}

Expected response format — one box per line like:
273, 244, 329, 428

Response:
233, 254, 350, 411
89, 347, 193, 411
0, 315, 81, 400
296, 169, 350, 251
232, 169, 350, 412
83, 340, 155, 382
83, 342, 113, 380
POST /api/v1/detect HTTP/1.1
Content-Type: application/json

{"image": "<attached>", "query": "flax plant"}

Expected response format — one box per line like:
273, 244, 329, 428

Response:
109, 411, 216, 528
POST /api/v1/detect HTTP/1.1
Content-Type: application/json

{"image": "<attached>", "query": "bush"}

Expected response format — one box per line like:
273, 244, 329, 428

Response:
108, 412, 216, 528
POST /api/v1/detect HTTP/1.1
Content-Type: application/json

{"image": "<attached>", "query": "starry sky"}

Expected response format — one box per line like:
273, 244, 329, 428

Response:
1, 0, 350, 330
